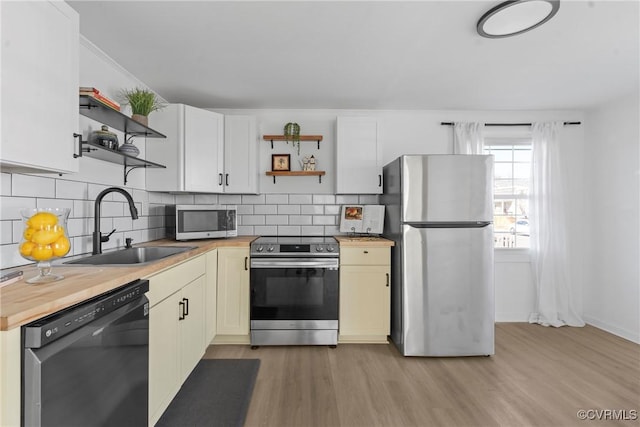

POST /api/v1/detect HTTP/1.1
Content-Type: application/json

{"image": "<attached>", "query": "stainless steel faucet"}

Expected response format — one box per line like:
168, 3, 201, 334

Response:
93, 187, 139, 255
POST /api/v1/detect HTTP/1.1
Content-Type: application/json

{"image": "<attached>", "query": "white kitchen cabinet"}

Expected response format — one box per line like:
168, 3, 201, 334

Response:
205, 249, 218, 345
0, 1, 79, 174
339, 246, 391, 343
147, 255, 207, 425
223, 115, 258, 193
146, 104, 224, 192
215, 247, 250, 342
336, 117, 382, 194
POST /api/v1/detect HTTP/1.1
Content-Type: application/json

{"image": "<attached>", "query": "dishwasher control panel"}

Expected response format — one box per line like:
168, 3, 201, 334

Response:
23, 279, 149, 348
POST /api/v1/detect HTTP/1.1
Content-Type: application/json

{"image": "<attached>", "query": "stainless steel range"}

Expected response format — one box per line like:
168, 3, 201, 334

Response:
250, 236, 340, 346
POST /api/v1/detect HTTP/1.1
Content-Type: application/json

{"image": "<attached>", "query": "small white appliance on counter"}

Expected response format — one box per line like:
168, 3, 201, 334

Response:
165, 205, 237, 240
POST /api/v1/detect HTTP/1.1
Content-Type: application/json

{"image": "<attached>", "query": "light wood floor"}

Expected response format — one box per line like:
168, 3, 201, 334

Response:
204, 324, 640, 427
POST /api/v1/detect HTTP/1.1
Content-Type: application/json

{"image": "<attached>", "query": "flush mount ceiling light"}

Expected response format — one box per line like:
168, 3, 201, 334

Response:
477, 0, 560, 38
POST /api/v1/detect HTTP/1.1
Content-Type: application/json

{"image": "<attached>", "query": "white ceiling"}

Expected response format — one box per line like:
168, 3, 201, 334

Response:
67, 0, 639, 111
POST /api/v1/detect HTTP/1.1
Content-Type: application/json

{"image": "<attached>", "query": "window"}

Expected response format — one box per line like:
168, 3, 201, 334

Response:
484, 138, 532, 248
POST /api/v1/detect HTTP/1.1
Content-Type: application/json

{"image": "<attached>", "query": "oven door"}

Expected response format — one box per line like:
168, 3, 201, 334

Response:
250, 257, 339, 324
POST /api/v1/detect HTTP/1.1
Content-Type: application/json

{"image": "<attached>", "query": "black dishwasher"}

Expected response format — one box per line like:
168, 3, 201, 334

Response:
22, 279, 149, 427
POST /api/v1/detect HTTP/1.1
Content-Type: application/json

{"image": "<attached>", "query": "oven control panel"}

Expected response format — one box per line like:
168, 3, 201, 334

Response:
251, 238, 339, 257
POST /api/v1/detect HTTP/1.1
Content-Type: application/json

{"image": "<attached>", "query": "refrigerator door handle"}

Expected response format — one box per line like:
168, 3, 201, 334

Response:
405, 221, 492, 228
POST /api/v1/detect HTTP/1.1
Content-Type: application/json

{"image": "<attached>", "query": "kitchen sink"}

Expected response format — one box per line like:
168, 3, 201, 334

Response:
64, 246, 196, 266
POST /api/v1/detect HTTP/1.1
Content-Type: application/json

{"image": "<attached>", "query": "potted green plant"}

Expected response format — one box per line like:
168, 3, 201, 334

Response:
120, 87, 165, 126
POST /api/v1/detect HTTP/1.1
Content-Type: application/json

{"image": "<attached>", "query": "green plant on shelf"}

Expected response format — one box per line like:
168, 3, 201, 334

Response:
284, 122, 301, 154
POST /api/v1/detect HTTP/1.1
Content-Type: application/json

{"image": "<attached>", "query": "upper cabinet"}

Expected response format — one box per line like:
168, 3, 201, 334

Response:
0, 1, 79, 174
223, 116, 258, 194
146, 104, 224, 193
336, 117, 382, 194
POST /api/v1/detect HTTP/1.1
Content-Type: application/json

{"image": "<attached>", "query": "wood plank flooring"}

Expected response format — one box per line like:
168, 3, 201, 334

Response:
203, 324, 640, 427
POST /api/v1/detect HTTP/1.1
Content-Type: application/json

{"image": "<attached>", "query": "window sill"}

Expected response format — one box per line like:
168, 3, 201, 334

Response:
495, 248, 531, 263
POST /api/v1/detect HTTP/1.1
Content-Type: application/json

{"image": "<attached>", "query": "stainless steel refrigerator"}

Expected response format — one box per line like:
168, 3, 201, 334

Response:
381, 155, 494, 356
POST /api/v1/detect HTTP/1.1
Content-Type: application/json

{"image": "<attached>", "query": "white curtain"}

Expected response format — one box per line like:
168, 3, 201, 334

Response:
453, 122, 484, 154
528, 121, 584, 327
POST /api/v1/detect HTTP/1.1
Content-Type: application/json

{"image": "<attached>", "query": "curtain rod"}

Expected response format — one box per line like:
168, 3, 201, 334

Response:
440, 121, 581, 127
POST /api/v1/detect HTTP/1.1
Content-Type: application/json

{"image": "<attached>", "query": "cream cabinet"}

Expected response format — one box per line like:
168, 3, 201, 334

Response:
147, 255, 207, 425
0, 328, 20, 427
146, 104, 224, 192
223, 115, 258, 193
205, 249, 218, 345
215, 247, 250, 343
339, 246, 391, 343
336, 117, 382, 194
0, 1, 79, 174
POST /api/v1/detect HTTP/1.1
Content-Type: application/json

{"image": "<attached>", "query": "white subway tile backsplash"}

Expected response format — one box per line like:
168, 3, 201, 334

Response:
148, 215, 164, 228
313, 216, 336, 225
265, 194, 288, 204
336, 195, 359, 204
265, 215, 288, 225
88, 183, 112, 201
11, 220, 22, 244
300, 205, 323, 215
278, 225, 301, 235
1, 243, 24, 269
254, 205, 277, 215
73, 200, 93, 218
242, 194, 265, 204
313, 194, 336, 205
242, 215, 266, 226
67, 218, 92, 237
132, 216, 150, 231
238, 225, 254, 235
254, 225, 277, 235
56, 180, 88, 200
1, 196, 37, 220
100, 201, 125, 217
289, 215, 312, 225
324, 205, 341, 215
289, 194, 312, 204
1, 173, 11, 196
72, 235, 92, 256
301, 226, 324, 235
237, 205, 254, 215
148, 192, 165, 203
175, 194, 195, 204
194, 194, 218, 204
324, 225, 341, 235
36, 198, 74, 212
12, 175, 55, 198
113, 217, 134, 231
2, 221, 13, 244
218, 194, 242, 204
278, 205, 300, 215
161, 193, 175, 204
359, 195, 379, 204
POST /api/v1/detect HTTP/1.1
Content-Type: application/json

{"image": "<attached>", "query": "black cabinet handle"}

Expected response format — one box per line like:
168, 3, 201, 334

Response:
225, 173, 229, 186
364, 250, 369, 254
178, 301, 186, 320
378, 174, 382, 187
183, 297, 189, 316
218, 173, 223, 186
386, 273, 390, 287
244, 257, 249, 271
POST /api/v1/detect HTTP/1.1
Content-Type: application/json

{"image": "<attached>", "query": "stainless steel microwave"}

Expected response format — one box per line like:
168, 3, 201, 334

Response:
165, 205, 237, 240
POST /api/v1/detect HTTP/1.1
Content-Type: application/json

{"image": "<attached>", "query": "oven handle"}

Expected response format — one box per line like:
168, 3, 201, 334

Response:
250, 258, 339, 269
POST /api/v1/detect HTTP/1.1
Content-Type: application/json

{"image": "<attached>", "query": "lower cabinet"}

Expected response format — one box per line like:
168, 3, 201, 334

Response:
339, 246, 391, 344
0, 328, 20, 426
204, 249, 218, 345
148, 255, 207, 426
215, 247, 250, 343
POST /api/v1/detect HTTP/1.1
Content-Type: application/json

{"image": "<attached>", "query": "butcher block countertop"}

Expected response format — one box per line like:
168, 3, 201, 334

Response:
0, 237, 257, 331
333, 236, 395, 247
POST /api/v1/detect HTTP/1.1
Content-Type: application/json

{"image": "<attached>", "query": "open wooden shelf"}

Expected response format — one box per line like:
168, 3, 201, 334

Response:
263, 135, 323, 149
266, 170, 326, 183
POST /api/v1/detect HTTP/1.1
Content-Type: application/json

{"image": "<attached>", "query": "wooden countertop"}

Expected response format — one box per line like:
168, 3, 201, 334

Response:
0, 237, 257, 331
334, 236, 395, 247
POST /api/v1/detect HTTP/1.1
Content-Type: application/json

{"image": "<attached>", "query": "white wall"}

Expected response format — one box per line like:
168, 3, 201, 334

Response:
583, 93, 640, 343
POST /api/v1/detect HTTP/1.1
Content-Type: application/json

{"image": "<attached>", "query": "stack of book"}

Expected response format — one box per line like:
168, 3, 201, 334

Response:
79, 87, 121, 111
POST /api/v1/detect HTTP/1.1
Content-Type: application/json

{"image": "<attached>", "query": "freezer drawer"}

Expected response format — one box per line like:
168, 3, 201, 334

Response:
401, 155, 494, 223
400, 224, 494, 356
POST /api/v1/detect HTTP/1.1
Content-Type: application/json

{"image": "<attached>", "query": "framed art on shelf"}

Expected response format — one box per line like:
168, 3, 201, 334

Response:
272, 154, 290, 171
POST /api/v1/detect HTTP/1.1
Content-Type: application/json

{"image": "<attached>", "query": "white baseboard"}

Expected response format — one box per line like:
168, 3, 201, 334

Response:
496, 313, 530, 322
583, 315, 640, 344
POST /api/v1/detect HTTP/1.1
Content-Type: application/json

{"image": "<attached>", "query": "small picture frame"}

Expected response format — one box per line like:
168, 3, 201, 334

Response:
272, 154, 290, 171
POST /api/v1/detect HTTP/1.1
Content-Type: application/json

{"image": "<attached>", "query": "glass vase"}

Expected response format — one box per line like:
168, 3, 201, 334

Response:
19, 208, 71, 284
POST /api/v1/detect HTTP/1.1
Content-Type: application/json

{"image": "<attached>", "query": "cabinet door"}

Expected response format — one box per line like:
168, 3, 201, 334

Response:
149, 292, 181, 425
224, 115, 257, 194
339, 265, 390, 338
184, 105, 224, 192
336, 117, 382, 194
216, 248, 250, 335
205, 249, 218, 345
0, 1, 79, 173
180, 276, 206, 382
